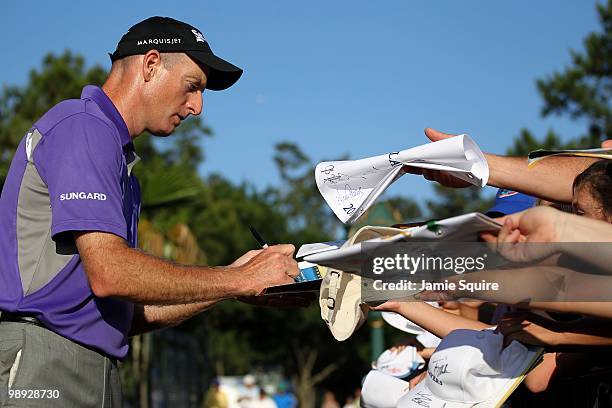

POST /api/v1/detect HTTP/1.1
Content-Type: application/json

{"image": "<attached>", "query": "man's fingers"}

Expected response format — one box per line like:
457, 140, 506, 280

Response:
231, 249, 263, 267
267, 243, 296, 257
602, 139, 612, 148
285, 258, 300, 278
424, 128, 457, 142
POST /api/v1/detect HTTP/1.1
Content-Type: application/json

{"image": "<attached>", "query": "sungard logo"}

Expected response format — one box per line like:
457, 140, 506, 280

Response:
137, 38, 182, 46
60, 192, 107, 201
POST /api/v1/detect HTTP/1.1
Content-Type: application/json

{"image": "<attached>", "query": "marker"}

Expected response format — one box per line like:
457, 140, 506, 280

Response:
249, 226, 269, 249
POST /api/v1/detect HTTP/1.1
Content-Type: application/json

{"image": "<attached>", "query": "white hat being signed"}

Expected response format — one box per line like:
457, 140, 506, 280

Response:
397, 329, 542, 408
361, 370, 410, 408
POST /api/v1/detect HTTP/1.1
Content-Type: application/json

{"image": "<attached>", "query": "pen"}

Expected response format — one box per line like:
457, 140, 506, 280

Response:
249, 226, 269, 249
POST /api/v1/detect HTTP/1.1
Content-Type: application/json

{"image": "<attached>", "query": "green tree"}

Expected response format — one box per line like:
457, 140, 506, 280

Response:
0, 51, 106, 187
428, 2, 612, 217
426, 185, 494, 220
536, 0, 612, 147
272, 142, 340, 243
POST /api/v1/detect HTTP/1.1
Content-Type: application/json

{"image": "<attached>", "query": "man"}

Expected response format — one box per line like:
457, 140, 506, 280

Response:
0, 16, 299, 407
203, 378, 229, 408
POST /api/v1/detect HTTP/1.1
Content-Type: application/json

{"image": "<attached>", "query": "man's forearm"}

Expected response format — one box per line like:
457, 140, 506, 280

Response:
81, 238, 248, 304
486, 154, 597, 203
77, 231, 297, 306
130, 301, 220, 335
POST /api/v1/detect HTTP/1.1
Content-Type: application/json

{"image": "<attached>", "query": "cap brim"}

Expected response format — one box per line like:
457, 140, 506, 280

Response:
319, 270, 368, 341
381, 312, 425, 335
361, 370, 410, 408
186, 50, 243, 91
485, 201, 532, 217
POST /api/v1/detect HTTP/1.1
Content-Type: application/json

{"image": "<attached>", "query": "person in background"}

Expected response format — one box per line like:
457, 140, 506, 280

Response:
203, 378, 229, 408
320, 391, 340, 408
572, 159, 612, 222
238, 375, 260, 408
272, 381, 297, 408
250, 387, 277, 408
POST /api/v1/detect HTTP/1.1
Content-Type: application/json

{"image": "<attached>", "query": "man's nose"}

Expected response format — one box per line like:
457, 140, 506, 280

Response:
186, 91, 203, 116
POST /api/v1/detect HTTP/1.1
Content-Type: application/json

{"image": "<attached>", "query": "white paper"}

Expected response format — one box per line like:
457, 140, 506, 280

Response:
295, 240, 346, 259
315, 134, 489, 224
303, 213, 501, 272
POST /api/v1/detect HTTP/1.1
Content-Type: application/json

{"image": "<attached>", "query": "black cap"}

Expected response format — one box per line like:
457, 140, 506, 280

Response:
110, 16, 243, 91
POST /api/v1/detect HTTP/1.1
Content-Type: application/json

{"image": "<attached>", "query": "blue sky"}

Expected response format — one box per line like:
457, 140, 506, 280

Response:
2, 1, 603, 207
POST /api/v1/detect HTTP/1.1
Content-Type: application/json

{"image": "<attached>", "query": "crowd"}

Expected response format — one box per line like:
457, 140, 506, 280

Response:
358, 128, 612, 407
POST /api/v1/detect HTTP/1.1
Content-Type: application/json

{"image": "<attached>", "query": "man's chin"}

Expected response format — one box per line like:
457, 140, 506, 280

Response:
150, 126, 176, 137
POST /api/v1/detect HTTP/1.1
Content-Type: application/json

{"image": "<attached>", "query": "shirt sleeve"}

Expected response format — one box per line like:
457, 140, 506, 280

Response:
34, 113, 128, 241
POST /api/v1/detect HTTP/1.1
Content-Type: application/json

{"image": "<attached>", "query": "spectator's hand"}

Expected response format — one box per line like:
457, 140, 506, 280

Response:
480, 206, 565, 263
402, 128, 474, 188
409, 371, 427, 389
369, 300, 403, 313
496, 311, 563, 347
418, 347, 435, 360
238, 244, 299, 295
388, 344, 410, 354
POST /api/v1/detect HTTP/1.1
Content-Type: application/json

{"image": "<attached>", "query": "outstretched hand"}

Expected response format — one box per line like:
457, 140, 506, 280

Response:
480, 206, 565, 263
403, 128, 474, 188
496, 311, 563, 347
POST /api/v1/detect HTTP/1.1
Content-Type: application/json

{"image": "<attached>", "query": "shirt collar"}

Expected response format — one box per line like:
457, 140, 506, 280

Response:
81, 85, 132, 146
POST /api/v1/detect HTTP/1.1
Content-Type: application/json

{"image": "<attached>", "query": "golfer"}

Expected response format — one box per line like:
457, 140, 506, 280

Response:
0, 16, 299, 407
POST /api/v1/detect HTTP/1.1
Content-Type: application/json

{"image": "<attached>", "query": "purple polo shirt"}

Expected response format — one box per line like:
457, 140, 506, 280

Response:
0, 85, 140, 359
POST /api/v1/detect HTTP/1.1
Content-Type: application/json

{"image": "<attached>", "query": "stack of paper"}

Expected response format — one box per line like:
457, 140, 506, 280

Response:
315, 134, 489, 224
303, 213, 501, 273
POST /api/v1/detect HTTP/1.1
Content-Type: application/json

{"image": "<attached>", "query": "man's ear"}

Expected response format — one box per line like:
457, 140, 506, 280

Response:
142, 50, 162, 82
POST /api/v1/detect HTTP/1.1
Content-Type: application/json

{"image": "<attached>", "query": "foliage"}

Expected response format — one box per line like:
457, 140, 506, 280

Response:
0, 51, 106, 187
426, 185, 494, 220
536, 0, 612, 146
